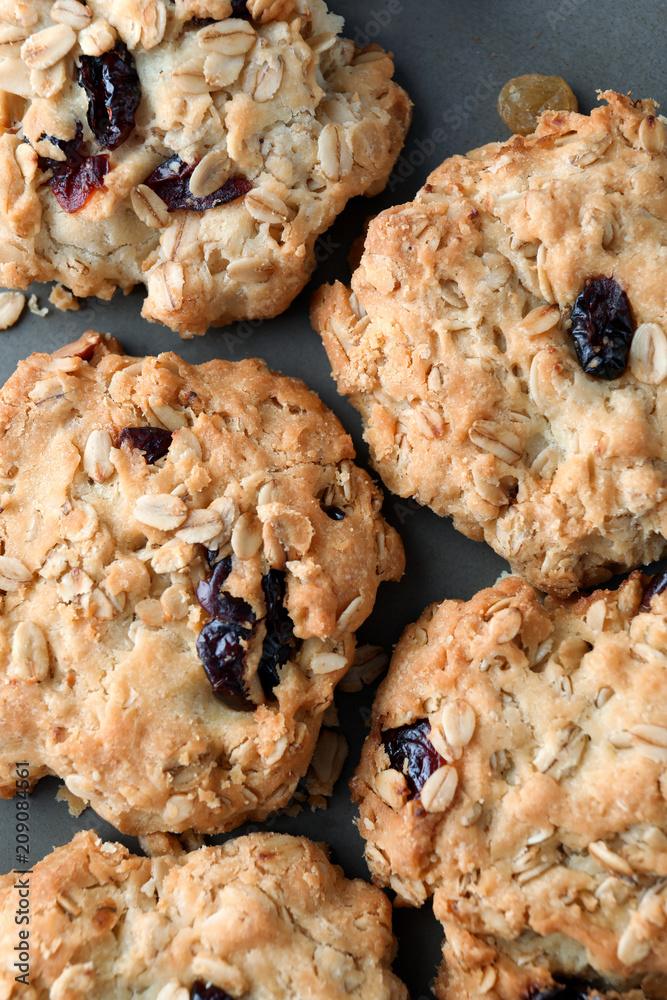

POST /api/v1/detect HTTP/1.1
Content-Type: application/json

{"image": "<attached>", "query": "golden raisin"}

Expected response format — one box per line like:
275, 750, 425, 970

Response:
497, 74, 578, 135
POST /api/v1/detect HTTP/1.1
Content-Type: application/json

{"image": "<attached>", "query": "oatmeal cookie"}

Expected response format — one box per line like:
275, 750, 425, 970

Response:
0, 0, 411, 337
0, 333, 403, 834
352, 573, 667, 999
312, 91, 667, 596
0, 829, 408, 999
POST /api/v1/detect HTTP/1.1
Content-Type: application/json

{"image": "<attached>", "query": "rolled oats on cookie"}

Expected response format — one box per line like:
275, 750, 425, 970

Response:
352, 572, 667, 1000
0, 334, 403, 835
0, 0, 411, 336
312, 91, 667, 596
0, 829, 409, 999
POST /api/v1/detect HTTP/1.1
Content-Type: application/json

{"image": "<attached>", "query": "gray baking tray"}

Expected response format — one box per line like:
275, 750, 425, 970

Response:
0, 2, 663, 996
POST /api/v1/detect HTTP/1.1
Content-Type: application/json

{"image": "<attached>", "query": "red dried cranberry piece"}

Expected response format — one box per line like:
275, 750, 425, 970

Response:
196, 620, 255, 711
78, 42, 140, 150
190, 981, 235, 1000
640, 567, 667, 610
196, 560, 256, 627
569, 277, 635, 380
382, 719, 443, 798
118, 427, 172, 464
143, 155, 252, 211
37, 124, 109, 212
231, 0, 250, 18
322, 504, 346, 520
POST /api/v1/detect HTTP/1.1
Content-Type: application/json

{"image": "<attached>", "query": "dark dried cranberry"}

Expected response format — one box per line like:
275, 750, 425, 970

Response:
37, 124, 109, 212
78, 42, 140, 150
118, 427, 172, 464
189, 17, 216, 25
143, 155, 252, 211
196, 619, 254, 711
322, 505, 346, 520
231, 0, 250, 17
196, 560, 256, 627
640, 567, 667, 610
569, 277, 635, 380
382, 719, 443, 798
190, 980, 234, 1000
258, 570, 299, 697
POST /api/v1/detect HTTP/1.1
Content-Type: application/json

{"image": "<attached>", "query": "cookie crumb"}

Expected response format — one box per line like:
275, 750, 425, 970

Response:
49, 284, 80, 311
0, 291, 25, 330
27, 293, 48, 317
56, 784, 87, 817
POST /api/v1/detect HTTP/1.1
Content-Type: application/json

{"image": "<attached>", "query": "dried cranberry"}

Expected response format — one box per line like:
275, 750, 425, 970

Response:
143, 155, 252, 212
258, 570, 299, 696
640, 567, 667, 610
37, 124, 109, 212
190, 980, 234, 1000
382, 719, 443, 798
78, 42, 140, 150
231, 0, 250, 17
196, 560, 256, 627
322, 505, 346, 520
118, 427, 172, 464
196, 620, 254, 712
569, 277, 635, 380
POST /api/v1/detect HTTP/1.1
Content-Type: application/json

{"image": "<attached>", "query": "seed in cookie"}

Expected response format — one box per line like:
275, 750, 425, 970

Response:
569, 276, 635, 379
640, 566, 667, 609
382, 719, 444, 797
497, 73, 578, 135
78, 41, 140, 149
118, 426, 173, 464
143, 155, 252, 212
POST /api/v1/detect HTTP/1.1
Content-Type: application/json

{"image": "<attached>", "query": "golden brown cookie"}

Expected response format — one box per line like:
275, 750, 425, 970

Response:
312, 91, 667, 596
0, 0, 411, 335
352, 572, 667, 999
0, 334, 403, 834
0, 829, 408, 999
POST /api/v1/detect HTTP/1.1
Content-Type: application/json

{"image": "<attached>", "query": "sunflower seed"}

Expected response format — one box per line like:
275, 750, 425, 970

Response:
629, 322, 667, 384
588, 840, 635, 879
319, 123, 353, 181
469, 419, 522, 464
595, 686, 614, 708
231, 511, 262, 560
0, 291, 25, 330
197, 19, 255, 55
9, 621, 49, 681
441, 699, 475, 748
536, 243, 554, 303
131, 184, 170, 228
83, 428, 114, 483
616, 922, 650, 965
638, 115, 666, 154
479, 968, 497, 994
336, 595, 363, 633
608, 730, 634, 750
420, 764, 458, 813
51, 0, 93, 30
189, 150, 231, 199
134, 494, 188, 531
21, 23, 75, 69
245, 187, 292, 224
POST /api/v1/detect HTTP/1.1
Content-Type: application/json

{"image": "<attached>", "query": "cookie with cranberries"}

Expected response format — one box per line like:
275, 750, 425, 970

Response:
352, 573, 667, 1000
0, 829, 408, 1000
0, 0, 411, 335
0, 335, 403, 834
313, 91, 667, 596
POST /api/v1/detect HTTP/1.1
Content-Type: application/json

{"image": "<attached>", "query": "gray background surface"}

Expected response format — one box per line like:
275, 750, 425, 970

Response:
0, 2, 664, 996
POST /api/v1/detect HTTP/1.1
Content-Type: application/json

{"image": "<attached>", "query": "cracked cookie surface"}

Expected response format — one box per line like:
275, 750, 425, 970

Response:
0, 829, 408, 999
352, 573, 667, 1000
0, 333, 403, 834
0, 0, 411, 336
312, 91, 667, 596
